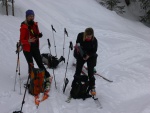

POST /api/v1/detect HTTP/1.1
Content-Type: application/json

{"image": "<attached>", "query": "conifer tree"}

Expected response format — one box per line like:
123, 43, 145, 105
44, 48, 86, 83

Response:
125, 0, 130, 6
99, 0, 125, 14
139, 0, 150, 24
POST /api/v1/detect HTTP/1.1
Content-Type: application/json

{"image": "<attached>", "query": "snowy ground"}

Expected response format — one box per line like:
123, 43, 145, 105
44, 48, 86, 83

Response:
0, 0, 150, 113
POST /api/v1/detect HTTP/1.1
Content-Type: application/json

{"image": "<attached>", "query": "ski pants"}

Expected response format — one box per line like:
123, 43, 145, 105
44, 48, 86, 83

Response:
23, 47, 50, 78
74, 54, 98, 88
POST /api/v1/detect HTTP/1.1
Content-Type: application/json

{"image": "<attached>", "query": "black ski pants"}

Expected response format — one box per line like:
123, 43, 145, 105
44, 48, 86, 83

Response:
74, 54, 97, 88
23, 47, 50, 78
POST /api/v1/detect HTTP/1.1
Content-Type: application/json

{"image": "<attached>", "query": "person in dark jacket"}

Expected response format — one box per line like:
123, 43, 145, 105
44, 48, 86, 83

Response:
20, 9, 51, 91
73, 27, 98, 96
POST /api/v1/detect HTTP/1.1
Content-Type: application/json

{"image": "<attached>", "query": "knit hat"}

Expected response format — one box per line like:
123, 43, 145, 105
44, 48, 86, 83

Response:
26, 10, 34, 17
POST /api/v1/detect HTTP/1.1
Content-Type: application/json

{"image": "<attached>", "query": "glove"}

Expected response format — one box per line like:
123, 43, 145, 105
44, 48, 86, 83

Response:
38, 32, 43, 38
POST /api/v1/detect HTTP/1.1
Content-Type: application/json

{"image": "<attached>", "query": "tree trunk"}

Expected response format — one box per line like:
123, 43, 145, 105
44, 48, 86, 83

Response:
12, 0, 14, 16
5, 0, 8, 15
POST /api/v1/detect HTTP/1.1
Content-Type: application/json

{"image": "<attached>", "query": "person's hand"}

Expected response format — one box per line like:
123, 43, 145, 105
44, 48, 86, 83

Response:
28, 37, 36, 43
83, 55, 89, 60
38, 32, 43, 38
74, 44, 79, 53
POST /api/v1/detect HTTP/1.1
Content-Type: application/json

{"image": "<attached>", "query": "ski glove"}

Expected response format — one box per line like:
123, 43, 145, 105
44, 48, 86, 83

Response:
38, 32, 43, 38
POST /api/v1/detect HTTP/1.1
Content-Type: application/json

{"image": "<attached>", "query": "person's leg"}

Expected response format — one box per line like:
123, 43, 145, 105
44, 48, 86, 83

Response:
87, 57, 96, 95
87, 62, 95, 86
23, 51, 34, 73
71, 58, 85, 91
32, 48, 50, 78
74, 58, 85, 76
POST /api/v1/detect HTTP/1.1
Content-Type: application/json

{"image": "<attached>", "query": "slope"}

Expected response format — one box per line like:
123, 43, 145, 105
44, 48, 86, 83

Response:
0, 0, 150, 113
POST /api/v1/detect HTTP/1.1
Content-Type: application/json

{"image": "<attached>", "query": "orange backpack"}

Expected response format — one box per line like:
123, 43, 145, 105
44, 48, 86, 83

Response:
29, 68, 45, 96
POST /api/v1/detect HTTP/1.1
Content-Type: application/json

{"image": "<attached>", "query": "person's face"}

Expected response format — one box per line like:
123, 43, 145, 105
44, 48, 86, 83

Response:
26, 15, 34, 21
86, 35, 92, 39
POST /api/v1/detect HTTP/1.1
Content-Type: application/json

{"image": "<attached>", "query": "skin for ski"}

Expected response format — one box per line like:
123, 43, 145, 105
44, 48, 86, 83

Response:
35, 76, 53, 107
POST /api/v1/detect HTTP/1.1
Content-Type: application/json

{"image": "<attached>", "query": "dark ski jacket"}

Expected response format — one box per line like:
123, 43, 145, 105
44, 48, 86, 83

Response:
75, 32, 98, 58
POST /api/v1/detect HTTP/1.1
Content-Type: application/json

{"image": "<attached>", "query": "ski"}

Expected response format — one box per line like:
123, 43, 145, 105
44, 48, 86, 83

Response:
65, 95, 72, 103
92, 96, 102, 109
35, 76, 53, 107
73, 63, 113, 82
83, 65, 113, 82
63, 78, 69, 93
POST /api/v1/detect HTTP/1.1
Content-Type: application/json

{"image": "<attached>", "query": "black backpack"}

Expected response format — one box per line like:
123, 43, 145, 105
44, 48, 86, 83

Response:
70, 75, 91, 100
41, 53, 65, 68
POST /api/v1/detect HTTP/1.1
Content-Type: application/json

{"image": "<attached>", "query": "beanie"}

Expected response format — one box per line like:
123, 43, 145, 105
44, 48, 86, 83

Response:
26, 10, 34, 17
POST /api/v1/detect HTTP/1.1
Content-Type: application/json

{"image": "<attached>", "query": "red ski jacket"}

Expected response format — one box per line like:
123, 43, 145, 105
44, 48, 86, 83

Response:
20, 21, 40, 52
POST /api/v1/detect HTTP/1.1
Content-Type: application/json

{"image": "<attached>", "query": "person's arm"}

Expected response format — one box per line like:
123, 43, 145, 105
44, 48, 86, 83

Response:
20, 27, 29, 45
76, 33, 82, 43
87, 38, 98, 57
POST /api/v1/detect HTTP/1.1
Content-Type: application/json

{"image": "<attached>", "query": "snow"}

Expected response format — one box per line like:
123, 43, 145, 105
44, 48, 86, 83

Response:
0, 0, 150, 113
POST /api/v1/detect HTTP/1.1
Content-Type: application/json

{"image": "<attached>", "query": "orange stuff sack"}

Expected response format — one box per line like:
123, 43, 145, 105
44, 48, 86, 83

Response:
29, 68, 45, 96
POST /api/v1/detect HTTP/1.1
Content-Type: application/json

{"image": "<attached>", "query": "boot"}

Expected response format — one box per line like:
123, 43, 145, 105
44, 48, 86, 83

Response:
45, 77, 52, 91
94, 67, 97, 74
90, 87, 96, 96
59, 56, 65, 63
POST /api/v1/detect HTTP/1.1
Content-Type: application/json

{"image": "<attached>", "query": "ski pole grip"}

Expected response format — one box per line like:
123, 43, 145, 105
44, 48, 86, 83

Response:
17, 42, 19, 48
47, 39, 51, 47
64, 28, 68, 37
69, 41, 73, 50
15, 42, 20, 54
51, 25, 56, 32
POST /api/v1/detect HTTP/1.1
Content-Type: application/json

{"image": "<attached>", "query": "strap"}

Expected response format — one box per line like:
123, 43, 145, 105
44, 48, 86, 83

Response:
28, 22, 39, 38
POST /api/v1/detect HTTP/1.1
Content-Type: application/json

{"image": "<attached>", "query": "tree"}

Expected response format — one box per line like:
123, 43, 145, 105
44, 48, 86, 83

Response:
98, 0, 125, 14
0, 0, 15, 16
5, 0, 8, 15
139, 0, 150, 24
12, 0, 14, 16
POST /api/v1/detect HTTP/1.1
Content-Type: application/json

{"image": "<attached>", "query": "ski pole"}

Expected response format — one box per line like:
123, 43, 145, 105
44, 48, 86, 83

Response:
14, 42, 19, 92
14, 42, 22, 94
47, 39, 57, 89
51, 25, 57, 57
13, 74, 30, 113
63, 41, 73, 93
62, 28, 68, 57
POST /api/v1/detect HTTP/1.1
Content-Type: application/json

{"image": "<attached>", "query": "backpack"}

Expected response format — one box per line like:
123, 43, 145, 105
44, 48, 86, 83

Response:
70, 75, 91, 100
41, 53, 65, 68
29, 68, 45, 96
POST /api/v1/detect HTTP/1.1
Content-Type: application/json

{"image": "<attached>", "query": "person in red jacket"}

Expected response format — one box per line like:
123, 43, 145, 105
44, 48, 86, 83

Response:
20, 9, 51, 91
